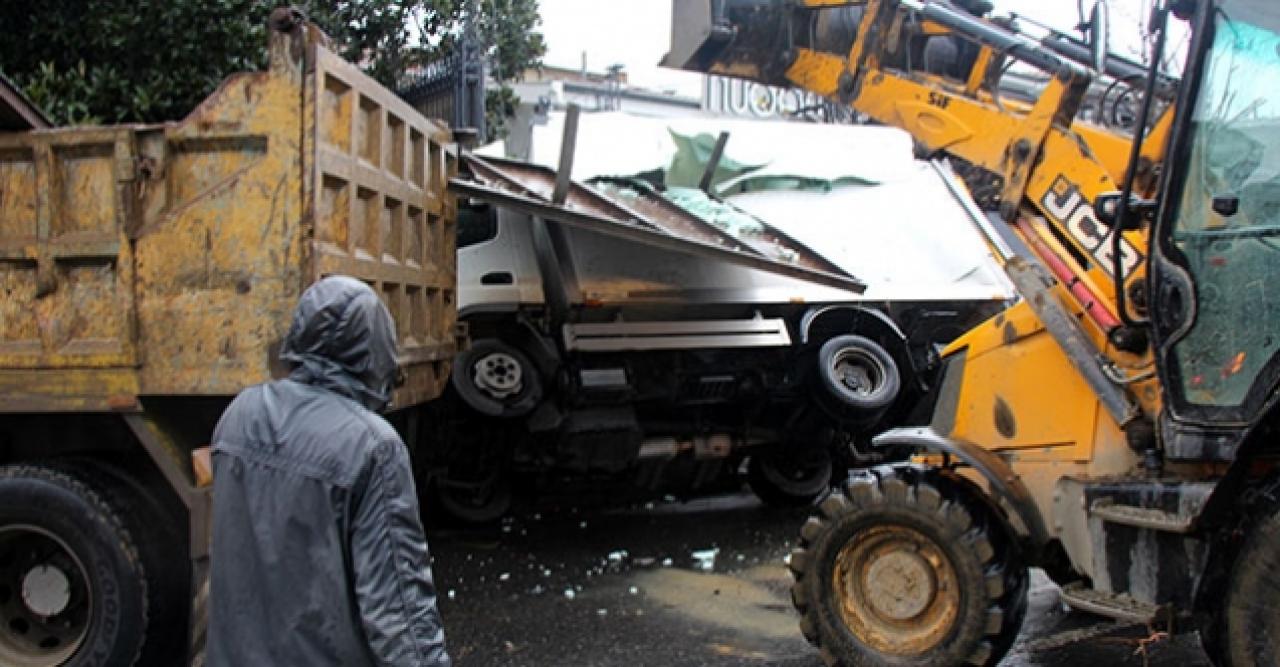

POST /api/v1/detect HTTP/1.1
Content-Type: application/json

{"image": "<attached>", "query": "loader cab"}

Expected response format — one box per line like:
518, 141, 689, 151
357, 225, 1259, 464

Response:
1150, 0, 1280, 458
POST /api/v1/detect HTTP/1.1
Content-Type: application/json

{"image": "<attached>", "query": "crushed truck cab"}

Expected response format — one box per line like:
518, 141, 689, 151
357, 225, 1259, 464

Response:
437, 112, 1012, 521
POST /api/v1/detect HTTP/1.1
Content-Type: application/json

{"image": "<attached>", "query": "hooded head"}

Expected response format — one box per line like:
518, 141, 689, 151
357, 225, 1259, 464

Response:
280, 276, 399, 412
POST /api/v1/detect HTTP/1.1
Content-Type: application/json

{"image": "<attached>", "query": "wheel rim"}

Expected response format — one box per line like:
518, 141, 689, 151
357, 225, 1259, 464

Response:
471, 351, 524, 400
831, 524, 960, 656
829, 348, 886, 398
0, 525, 92, 666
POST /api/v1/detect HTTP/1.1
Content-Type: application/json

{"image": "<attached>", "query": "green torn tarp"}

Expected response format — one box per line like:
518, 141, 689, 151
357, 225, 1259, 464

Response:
663, 187, 766, 238
664, 129, 763, 189
664, 129, 878, 195
591, 177, 801, 264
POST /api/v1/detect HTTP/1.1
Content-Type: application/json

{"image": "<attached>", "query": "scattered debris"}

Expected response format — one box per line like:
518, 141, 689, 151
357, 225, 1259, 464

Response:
692, 548, 720, 572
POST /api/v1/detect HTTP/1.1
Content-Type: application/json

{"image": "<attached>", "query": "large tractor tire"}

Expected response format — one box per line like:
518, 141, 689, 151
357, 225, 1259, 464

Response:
789, 464, 1027, 666
1208, 494, 1280, 666
0, 465, 151, 667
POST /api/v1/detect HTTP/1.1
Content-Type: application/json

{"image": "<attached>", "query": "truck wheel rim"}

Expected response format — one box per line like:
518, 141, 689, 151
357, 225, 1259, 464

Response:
832, 524, 959, 656
0, 525, 92, 666
829, 348, 885, 398
472, 351, 524, 399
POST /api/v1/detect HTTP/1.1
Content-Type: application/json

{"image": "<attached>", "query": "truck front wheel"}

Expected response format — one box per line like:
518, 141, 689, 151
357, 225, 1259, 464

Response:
0, 465, 148, 667
815, 335, 900, 421
452, 339, 543, 418
789, 464, 1027, 666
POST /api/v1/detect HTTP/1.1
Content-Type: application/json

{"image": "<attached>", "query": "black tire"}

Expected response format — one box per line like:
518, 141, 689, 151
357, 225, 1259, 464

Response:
789, 464, 1027, 667
0, 465, 149, 667
1213, 498, 1280, 666
747, 451, 833, 507
431, 468, 513, 524
58, 461, 190, 666
816, 335, 901, 416
451, 339, 543, 418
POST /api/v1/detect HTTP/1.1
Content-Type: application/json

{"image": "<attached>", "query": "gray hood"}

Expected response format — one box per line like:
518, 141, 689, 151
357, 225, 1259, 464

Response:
280, 276, 399, 411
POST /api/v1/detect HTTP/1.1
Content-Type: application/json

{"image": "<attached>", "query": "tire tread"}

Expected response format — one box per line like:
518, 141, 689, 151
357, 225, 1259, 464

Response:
788, 463, 1027, 667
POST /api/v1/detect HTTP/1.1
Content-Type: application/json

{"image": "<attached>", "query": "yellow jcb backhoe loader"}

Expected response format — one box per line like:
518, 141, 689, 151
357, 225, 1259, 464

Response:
666, 0, 1280, 664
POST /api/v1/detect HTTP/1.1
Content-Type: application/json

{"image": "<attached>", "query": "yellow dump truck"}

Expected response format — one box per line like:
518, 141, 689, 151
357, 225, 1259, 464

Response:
0, 10, 457, 665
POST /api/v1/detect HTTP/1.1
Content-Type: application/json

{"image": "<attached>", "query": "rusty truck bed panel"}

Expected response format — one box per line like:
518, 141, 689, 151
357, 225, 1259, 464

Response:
0, 23, 456, 410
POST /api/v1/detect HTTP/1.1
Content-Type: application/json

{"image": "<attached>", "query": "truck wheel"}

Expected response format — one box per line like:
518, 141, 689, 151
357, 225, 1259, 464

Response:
1214, 500, 1280, 666
789, 464, 1027, 667
431, 469, 512, 524
747, 451, 833, 507
452, 339, 543, 418
0, 465, 148, 667
816, 335, 900, 416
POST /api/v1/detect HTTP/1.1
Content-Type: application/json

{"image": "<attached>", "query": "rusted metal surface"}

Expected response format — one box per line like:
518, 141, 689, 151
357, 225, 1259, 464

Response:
0, 18, 456, 411
832, 524, 961, 656
454, 154, 865, 293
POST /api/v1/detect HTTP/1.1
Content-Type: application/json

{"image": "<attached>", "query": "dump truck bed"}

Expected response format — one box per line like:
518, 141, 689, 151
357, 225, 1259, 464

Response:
0, 20, 457, 410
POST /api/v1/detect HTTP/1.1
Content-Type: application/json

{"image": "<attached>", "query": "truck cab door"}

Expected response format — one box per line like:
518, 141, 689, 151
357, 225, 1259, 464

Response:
1149, 1, 1280, 452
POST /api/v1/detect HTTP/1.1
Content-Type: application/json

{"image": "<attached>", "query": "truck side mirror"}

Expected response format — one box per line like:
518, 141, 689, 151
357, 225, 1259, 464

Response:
1095, 191, 1156, 230
1095, 191, 1122, 225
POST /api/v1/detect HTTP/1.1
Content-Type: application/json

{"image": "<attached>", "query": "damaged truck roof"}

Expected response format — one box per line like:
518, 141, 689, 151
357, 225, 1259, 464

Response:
466, 112, 1014, 303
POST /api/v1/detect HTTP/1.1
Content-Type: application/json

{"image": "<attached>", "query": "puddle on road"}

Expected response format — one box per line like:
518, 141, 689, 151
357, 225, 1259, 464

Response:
633, 565, 799, 642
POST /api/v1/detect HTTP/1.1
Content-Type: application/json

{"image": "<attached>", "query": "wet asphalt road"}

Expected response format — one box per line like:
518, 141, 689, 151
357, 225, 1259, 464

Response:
427, 491, 1211, 666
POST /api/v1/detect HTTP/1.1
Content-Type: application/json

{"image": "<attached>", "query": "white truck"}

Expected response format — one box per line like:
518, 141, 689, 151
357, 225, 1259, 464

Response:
437, 114, 1012, 521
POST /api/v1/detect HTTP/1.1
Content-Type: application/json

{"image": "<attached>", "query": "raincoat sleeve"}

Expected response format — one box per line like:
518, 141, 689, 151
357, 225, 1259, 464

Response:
350, 435, 451, 667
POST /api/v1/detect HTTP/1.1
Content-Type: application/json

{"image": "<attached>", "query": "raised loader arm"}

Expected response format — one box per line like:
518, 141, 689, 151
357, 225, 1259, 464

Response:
664, 0, 1171, 349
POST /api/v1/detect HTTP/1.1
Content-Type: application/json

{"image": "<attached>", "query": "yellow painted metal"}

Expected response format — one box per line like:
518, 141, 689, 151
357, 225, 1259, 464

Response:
687, 0, 1179, 539
964, 46, 995, 96
0, 21, 456, 412
784, 50, 846, 99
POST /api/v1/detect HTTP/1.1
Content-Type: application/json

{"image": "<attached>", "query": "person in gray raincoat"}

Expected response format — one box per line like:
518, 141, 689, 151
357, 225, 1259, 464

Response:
207, 276, 451, 666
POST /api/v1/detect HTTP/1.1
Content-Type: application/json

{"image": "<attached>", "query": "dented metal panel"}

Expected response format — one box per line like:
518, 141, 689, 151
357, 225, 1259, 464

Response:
304, 40, 458, 408
452, 154, 865, 293
0, 20, 456, 411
